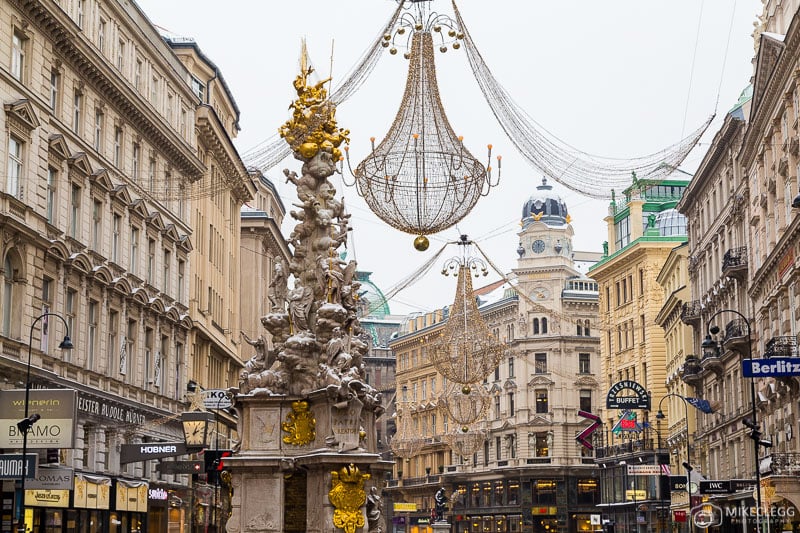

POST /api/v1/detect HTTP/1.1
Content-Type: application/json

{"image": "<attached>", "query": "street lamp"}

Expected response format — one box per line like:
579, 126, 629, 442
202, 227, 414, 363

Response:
18, 312, 73, 533
701, 309, 764, 533
656, 394, 693, 533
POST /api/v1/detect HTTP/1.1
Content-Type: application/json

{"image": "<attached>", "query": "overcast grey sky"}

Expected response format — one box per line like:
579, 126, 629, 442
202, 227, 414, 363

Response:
136, 0, 762, 315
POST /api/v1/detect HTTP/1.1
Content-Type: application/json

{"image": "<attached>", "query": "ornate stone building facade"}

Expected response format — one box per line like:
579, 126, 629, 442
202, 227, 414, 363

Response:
386, 180, 602, 533
675, 2, 800, 528
0, 1, 252, 532
589, 173, 691, 532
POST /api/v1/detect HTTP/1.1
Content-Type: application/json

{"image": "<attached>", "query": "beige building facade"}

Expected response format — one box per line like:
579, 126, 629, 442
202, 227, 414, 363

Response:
386, 180, 602, 533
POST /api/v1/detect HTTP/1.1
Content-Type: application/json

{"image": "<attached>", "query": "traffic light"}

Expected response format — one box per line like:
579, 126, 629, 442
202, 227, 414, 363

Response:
743, 418, 772, 448
203, 450, 232, 484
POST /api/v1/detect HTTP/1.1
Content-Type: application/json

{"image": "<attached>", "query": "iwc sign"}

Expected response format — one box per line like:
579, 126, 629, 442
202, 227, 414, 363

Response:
606, 380, 650, 410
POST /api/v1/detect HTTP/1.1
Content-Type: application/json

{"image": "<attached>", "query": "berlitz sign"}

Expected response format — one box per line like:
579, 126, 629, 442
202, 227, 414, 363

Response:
742, 358, 800, 377
606, 380, 650, 410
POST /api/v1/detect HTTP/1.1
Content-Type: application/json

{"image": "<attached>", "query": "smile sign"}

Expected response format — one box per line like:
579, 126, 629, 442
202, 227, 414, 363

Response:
606, 380, 650, 409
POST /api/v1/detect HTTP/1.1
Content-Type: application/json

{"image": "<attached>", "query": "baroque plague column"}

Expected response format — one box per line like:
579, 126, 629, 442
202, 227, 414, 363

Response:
225, 61, 390, 533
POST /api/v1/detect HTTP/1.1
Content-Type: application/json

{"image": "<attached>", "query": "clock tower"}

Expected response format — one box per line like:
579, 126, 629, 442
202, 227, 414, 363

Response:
517, 177, 574, 268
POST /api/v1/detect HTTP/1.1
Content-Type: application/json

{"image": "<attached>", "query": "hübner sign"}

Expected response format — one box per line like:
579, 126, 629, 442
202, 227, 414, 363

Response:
606, 380, 650, 410
120, 442, 188, 464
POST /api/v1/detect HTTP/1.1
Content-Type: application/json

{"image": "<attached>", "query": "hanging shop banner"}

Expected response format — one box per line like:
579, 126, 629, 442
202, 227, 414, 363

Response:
0, 389, 77, 449
74, 473, 111, 509
116, 479, 148, 512
606, 380, 650, 409
0, 454, 37, 479
25, 489, 70, 508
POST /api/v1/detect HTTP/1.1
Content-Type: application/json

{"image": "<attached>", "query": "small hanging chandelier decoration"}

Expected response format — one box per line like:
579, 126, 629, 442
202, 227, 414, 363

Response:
429, 237, 504, 384
438, 380, 491, 427
388, 390, 423, 462
442, 424, 488, 459
346, 4, 500, 251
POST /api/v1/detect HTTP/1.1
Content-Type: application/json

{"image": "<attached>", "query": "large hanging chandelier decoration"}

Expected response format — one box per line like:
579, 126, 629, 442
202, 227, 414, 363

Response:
345, 2, 500, 251
437, 380, 491, 428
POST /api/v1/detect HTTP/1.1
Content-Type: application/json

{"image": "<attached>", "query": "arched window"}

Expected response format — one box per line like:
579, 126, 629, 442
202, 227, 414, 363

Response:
542, 318, 548, 334
533, 318, 540, 335
584, 319, 591, 336
576, 321, 583, 336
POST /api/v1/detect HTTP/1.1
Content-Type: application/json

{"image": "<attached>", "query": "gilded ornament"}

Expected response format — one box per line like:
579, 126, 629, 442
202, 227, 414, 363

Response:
281, 400, 316, 446
329, 464, 371, 533
413, 235, 430, 251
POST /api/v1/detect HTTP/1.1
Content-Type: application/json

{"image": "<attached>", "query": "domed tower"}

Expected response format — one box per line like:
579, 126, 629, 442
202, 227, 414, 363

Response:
517, 177, 575, 268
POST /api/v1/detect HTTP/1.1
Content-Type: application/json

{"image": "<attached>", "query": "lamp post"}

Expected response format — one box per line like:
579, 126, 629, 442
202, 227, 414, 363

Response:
17, 313, 73, 533
701, 309, 763, 533
656, 394, 693, 533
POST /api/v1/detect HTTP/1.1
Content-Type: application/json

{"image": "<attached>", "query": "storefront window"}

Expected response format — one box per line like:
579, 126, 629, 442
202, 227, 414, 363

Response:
471, 483, 481, 507
577, 478, 599, 505
482, 482, 492, 507
508, 514, 522, 532
494, 481, 505, 506
482, 515, 493, 532
507, 480, 519, 505
533, 480, 556, 505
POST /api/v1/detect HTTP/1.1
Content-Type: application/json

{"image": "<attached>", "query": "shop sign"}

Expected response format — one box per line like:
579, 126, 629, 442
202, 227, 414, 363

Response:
625, 490, 647, 501
28, 466, 73, 490
673, 510, 687, 522
778, 249, 795, 278
742, 358, 800, 377
0, 389, 77, 449
626, 464, 661, 476
25, 489, 70, 508
730, 479, 756, 492
606, 380, 650, 409
669, 475, 687, 491
77, 393, 148, 426
203, 389, 233, 409
0, 453, 37, 479
415, 518, 430, 525
699, 480, 730, 494
394, 502, 417, 512
531, 507, 557, 515
120, 442, 188, 463
149, 487, 169, 501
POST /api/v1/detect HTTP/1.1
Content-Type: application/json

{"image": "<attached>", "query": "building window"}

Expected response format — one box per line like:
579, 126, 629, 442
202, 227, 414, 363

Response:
177, 259, 185, 302
65, 288, 77, 362
535, 389, 548, 413
144, 328, 153, 389
87, 300, 98, 370
2, 256, 15, 336
107, 310, 118, 375
534, 353, 547, 374
117, 39, 125, 70
542, 317, 548, 334
483, 440, 489, 466
130, 228, 139, 275
494, 365, 500, 381
494, 395, 501, 419
533, 318, 539, 334
49, 69, 60, 110
7, 136, 23, 197
579, 389, 592, 412
132, 144, 140, 180
150, 76, 159, 104
108, 214, 120, 263
163, 250, 170, 292
73, 90, 82, 135
113, 127, 122, 167
135, 58, 142, 91
584, 319, 591, 336
70, 184, 81, 239
579, 353, 590, 374
147, 239, 155, 284
533, 480, 556, 504
508, 356, 514, 378
76, 0, 84, 28
148, 157, 156, 192
191, 76, 204, 101
496, 436, 502, 461
92, 199, 102, 249
97, 18, 107, 54
94, 110, 104, 152
508, 392, 515, 416
577, 320, 583, 336
11, 30, 27, 81
46, 168, 57, 223
166, 93, 174, 125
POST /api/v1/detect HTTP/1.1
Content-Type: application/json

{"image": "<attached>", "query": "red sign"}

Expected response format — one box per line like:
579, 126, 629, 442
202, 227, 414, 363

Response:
674, 510, 687, 522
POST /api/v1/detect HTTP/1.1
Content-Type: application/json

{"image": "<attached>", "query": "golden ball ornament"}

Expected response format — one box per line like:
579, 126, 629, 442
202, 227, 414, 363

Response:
461, 426, 469, 433
461, 385, 472, 395
413, 235, 430, 251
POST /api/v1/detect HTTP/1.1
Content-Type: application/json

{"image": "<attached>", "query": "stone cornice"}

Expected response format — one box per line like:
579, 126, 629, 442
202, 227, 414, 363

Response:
742, 23, 800, 166
748, 214, 800, 299
15, 0, 205, 181
195, 105, 254, 203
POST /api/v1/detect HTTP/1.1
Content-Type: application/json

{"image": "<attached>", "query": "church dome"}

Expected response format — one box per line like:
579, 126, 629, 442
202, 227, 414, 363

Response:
355, 271, 390, 318
521, 177, 569, 228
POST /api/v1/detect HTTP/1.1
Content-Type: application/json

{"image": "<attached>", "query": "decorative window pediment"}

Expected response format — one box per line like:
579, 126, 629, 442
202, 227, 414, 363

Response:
68, 152, 92, 176
529, 415, 551, 426
503, 379, 517, 391
573, 376, 598, 388
129, 198, 148, 220
4, 99, 39, 133
48, 134, 70, 160
178, 235, 193, 253
146, 211, 165, 232
111, 184, 132, 205
162, 224, 180, 243
90, 168, 113, 192
528, 375, 554, 388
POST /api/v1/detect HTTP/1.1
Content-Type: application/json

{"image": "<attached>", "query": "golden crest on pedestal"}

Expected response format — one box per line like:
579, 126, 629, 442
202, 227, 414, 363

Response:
281, 400, 316, 446
329, 464, 371, 533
